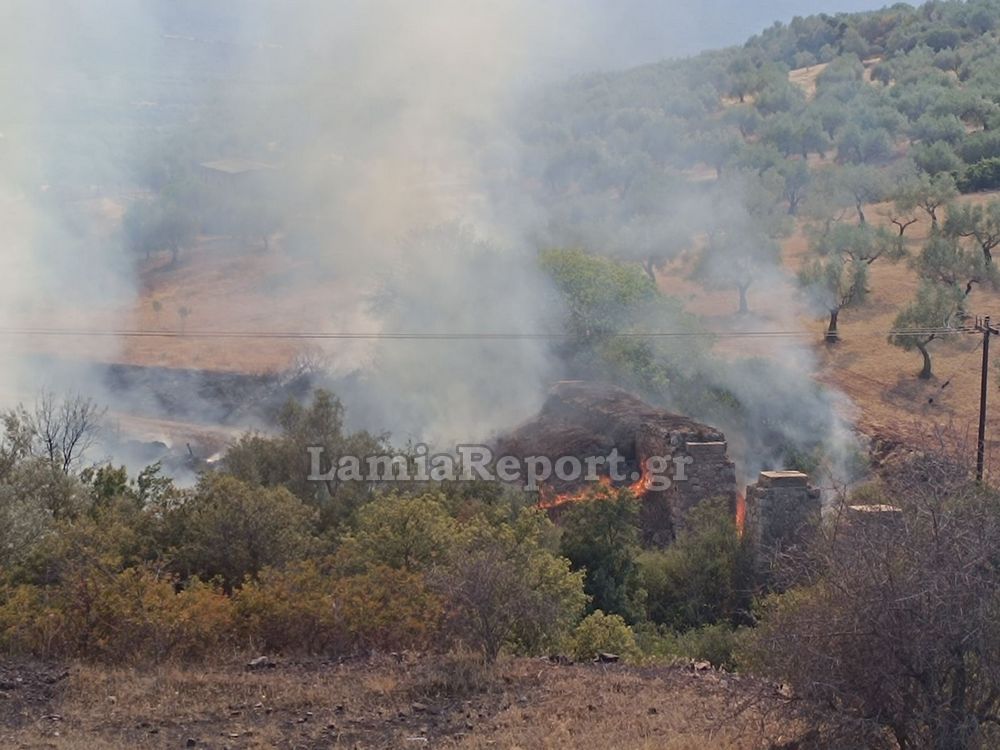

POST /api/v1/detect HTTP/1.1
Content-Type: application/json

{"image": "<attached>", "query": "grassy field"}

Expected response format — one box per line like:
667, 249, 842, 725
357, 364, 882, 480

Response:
0, 655, 825, 749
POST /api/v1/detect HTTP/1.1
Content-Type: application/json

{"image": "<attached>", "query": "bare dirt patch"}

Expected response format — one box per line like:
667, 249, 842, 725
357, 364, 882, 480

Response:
0, 660, 69, 732
788, 63, 828, 100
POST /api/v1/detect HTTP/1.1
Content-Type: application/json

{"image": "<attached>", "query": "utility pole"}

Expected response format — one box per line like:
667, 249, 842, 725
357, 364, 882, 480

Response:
975, 316, 999, 482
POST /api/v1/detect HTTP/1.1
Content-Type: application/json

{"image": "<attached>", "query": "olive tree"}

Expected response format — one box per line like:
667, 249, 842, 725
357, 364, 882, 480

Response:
944, 200, 1000, 264
799, 224, 903, 342
888, 282, 963, 379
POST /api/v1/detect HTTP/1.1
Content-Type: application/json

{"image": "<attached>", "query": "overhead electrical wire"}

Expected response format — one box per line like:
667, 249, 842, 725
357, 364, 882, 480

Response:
0, 325, 982, 341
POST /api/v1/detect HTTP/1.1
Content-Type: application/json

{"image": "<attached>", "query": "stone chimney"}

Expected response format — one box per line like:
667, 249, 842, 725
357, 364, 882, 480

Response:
745, 471, 821, 556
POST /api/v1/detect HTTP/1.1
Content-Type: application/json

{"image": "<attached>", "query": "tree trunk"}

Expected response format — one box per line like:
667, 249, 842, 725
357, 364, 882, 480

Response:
917, 342, 933, 380
642, 257, 656, 283
826, 309, 840, 343
170, 244, 179, 266
737, 283, 749, 314
856, 202, 867, 225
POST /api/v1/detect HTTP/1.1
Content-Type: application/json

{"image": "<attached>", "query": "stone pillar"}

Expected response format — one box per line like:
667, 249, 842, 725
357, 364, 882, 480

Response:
745, 471, 821, 557
665, 440, 737, 538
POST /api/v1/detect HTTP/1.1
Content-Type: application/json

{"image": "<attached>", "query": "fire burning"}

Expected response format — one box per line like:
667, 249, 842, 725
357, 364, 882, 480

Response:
735, 491, 746, 537
497, 382, 738, 545
537, 460, 655, 509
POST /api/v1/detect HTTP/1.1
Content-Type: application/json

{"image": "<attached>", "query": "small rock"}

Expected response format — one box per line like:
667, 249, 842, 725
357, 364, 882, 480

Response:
647, 707, 658, 715
246, 656, 275, 671
186, 739, 198, 748
411, 702, 428, 713
693, 661, 712, 672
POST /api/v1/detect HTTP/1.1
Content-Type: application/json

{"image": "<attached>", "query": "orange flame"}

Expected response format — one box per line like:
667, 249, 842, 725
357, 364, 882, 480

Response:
735, 491, 746, 537
538, 461, 654, 509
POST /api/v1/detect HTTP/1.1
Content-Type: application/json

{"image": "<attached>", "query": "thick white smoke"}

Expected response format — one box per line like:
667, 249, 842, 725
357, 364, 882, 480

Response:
0, 1, 861, 484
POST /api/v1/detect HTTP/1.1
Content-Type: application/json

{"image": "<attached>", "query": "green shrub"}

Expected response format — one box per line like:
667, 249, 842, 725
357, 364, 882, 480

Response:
560, 489, 646, 623
638, 497, 754, 631
345, 492, 458, 572
170, 474, 319, 588
671, 624, 744, 670
633, 622, 745, 669
569, 610, 638, 661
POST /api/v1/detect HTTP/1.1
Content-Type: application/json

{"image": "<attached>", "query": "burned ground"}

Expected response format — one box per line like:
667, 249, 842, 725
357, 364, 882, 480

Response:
0, 655, 850, 749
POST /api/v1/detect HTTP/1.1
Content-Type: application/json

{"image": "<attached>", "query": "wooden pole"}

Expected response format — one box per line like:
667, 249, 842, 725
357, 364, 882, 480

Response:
978, 316, 991, 482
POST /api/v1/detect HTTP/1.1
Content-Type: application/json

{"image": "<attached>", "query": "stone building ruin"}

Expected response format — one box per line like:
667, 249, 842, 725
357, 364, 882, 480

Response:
496, 381, 737, 544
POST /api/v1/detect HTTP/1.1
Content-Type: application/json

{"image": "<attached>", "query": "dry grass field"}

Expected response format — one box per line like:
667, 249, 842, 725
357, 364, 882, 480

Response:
0, 655, 828, 749
657, 191, 1000, 472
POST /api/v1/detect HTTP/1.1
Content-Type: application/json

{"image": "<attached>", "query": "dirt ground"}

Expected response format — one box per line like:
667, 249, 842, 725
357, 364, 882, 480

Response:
0, 655, 835, 750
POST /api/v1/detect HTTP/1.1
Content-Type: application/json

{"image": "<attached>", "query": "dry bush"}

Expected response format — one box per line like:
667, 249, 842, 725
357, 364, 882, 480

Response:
746, 452, 1000, 749
0, 566, 234, 663
234, 556, 442, 656
406, 649, 499, 701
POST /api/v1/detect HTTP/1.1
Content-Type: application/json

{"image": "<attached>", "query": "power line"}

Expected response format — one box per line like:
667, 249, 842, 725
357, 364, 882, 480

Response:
0, 326, 981, 341
936, 336, 985, 393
